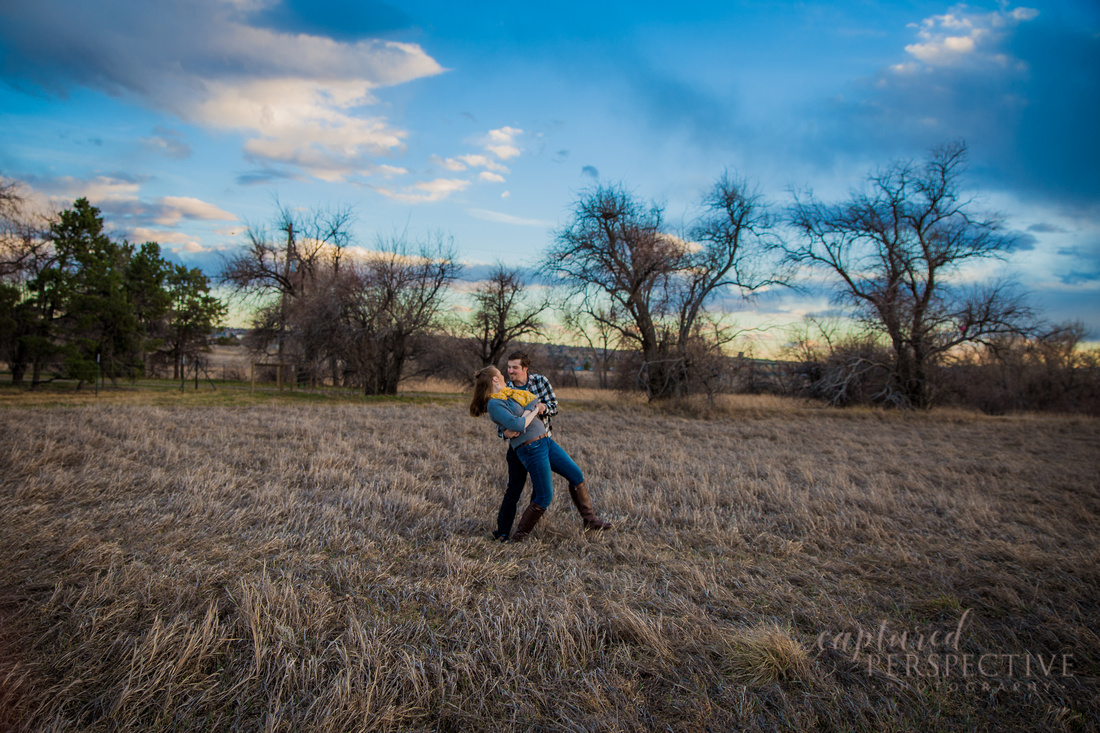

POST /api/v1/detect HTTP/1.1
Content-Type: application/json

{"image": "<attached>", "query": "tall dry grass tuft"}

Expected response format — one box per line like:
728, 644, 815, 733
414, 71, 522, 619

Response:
720, 622, 811, 685
0, 398, 1097, 731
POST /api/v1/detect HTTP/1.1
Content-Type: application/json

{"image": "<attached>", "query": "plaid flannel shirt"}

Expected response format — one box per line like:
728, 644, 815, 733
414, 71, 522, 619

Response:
497, 372, 558, 439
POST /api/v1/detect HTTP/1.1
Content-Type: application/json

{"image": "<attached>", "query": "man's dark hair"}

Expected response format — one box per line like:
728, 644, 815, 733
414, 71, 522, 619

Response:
507, 350, 531, 369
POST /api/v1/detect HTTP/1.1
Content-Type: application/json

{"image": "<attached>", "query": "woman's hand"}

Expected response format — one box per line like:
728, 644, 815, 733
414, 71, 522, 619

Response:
523, 408, 539, 429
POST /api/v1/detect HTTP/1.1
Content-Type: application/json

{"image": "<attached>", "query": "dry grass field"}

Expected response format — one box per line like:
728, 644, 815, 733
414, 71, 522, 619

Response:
0, 389, 1097, 731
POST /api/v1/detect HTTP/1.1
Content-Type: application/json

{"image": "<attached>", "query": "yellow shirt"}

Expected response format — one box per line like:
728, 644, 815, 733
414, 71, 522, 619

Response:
490, 387, 536, 407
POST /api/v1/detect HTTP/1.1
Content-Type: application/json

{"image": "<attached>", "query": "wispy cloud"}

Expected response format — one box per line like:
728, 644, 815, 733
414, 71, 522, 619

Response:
129, 227, 210, 253
467, 209, 552, 227
152, 197, 237, 227
141, 127, 192, 160
483, 126, 524, 160
45, 174, 143, 207
850, 3, 1042, 144
1028, 222, 1069, 234
431, 154, 508, 174
800, 2, 1099, 213
393, 126, 526, 202
372, 177, 471, 203
1005, 230, 1039, 252
893, 5, 1038, 72
0, 0, 445, 182
235, 168, 302, 187
31, 174, 237, 251
1057, 268, 1100, 286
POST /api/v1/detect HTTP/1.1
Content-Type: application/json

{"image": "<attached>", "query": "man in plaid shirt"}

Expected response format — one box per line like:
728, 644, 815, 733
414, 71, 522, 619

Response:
493, 350, 611, 540
497, 352, 558, 439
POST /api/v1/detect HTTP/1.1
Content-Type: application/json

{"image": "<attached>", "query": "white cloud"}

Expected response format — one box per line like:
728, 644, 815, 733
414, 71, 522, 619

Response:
484, 126, 524, 160
899, 4, 1038, 71
432, 155, 469, 172
344, 247, 441, 267
435, 153, 509, 173
154, 197, 237, 226
128, 227, 217, 254
906, 34, 975, 63
129, 227, 198, 246
196, 77, 416, 181
407, 127, 525, 202
373, 178, 471, 203
375, 164, 409, 178
486, 145, 521, 160
33, 175, 238, 248
467, 208, 552, 227
49, 175, 141, 205
657, 232, 702, 254
2, 1, 445, 182
487, 127, 523, 143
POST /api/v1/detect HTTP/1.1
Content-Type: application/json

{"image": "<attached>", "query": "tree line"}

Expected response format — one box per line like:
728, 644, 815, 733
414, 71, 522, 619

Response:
542, 141, 1094, 409
219, 142, 1093, 410
0, 187, 225, 387
4, 141, 1095, 410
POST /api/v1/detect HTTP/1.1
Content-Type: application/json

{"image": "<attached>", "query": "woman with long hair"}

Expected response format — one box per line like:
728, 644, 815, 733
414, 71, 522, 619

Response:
469, 365, 611, 542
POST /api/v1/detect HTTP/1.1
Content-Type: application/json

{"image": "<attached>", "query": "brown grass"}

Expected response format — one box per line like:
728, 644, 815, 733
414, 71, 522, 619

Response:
722, 622, 812, 685
0, 393, 1097, 731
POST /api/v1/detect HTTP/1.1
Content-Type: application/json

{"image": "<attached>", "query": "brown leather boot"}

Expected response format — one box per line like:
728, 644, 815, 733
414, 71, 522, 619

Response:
510, 502, 546, 542
569, 482, 612, 530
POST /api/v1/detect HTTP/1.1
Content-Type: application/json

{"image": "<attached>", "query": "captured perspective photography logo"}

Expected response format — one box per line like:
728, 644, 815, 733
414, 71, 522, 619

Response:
813, 609, 1075, 694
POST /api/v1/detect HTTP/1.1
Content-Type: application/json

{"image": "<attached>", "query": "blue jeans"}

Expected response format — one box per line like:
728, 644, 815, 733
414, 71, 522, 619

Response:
496, 438, 584, 536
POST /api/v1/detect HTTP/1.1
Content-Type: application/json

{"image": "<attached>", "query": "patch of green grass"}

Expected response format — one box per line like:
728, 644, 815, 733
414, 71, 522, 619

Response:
0, 380, 466, 409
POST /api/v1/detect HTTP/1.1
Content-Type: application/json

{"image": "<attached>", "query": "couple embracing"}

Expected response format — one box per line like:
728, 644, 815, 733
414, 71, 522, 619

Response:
469, 351, 612, 542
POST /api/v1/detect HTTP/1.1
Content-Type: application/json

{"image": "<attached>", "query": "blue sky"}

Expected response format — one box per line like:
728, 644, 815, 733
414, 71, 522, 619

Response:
1, 0, 1098, 343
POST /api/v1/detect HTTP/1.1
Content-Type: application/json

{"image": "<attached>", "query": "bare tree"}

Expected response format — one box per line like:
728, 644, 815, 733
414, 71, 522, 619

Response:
1, 177, 50, 282
222, 200, 354, 302
0, 177, 52, 384
545, 177, 784, 400
786, 141, 1032, 408
559, 301, 621, 389
939, 320, 1100, 413
781, 317, 896, 406
221, 201, 354, 383
680, 315, 742, 400
464, 264, 546, 367
2, 179, 29, 274
0, 176, 52, 293
341, 233, 461, 395
222, 202, 462, 394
